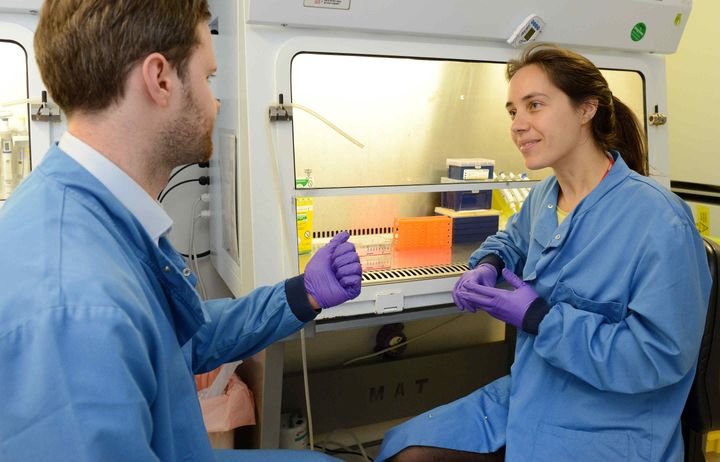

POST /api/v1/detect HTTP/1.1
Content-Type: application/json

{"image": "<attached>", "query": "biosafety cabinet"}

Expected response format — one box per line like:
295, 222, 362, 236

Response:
209, 0, 681, 316
206, 0, 688, 448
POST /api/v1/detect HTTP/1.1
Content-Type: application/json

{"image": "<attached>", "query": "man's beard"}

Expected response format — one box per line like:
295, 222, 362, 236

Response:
158, 89, 214, 169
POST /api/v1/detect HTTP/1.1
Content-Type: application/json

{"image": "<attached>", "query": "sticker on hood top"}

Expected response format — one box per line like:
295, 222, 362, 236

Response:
304, 0, 351, 10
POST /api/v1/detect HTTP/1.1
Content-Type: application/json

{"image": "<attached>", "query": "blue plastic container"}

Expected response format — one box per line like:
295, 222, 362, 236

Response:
434, 208, 499, 244
452, 214, 499, 243
443, 158, 495, 211
447, 158, 495, 181
441, 190, 492, 211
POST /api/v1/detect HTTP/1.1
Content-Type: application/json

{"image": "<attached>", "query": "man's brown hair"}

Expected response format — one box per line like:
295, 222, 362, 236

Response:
34, 0, 211, 117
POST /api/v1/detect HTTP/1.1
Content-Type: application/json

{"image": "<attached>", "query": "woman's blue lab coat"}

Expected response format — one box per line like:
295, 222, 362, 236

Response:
377, 152, 712, 462
0, 147, 338, 461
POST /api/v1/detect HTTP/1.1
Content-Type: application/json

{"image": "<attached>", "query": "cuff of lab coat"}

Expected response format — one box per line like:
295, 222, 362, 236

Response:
285, 275, 319, 323
522, 297, 550, 335
476, 254, 505, 273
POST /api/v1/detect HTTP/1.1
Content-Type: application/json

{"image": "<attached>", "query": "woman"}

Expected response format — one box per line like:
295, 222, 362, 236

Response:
375, 44, 711, 462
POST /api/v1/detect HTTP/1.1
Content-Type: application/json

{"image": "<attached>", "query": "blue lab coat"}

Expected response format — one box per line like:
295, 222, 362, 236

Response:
0, 147, 339, 462
377, 152, 711, 462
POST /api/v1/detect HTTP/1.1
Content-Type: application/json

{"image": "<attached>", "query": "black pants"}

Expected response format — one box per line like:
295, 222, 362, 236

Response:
388, 446, 506, 462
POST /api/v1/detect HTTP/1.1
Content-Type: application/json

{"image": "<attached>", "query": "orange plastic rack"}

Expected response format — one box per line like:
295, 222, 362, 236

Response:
393, 216, 453, 250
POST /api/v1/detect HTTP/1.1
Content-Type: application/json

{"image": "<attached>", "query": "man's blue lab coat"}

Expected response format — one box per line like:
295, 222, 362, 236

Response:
0, 147, 338, 461
377, 152, 712, 462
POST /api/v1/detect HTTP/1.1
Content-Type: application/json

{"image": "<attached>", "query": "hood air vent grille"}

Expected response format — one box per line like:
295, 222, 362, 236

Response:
361, 264, 469, 286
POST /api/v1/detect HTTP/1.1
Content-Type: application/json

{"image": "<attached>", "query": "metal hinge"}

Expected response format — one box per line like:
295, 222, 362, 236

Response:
269, 93, 292, 122
30, 91, 61, 123
648, 104, 667, 126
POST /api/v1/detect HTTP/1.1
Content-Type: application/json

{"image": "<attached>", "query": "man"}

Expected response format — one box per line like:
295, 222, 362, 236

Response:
0, 1, 360, 461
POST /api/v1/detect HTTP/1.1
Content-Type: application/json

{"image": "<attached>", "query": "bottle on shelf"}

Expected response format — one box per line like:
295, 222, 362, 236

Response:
0, 114, 14, 199
296, 168, 314, 255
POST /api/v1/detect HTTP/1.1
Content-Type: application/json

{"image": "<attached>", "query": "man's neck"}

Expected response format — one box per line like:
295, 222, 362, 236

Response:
67, 115, 171, 199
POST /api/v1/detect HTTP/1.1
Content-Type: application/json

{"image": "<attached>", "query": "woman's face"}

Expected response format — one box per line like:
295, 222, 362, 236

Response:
505, 64, 590, 171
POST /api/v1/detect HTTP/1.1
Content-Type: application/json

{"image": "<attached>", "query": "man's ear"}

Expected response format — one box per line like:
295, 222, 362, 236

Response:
579, 98, 599, 125
141, 52, 175, 107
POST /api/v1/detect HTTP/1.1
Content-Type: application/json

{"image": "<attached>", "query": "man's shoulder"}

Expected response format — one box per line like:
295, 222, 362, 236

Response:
0, 160, 153, 305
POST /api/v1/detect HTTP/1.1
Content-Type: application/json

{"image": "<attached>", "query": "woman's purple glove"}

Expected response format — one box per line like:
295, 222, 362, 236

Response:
304, 231, 362, 309
452, 263, 498, 312
456, 268, 546, 331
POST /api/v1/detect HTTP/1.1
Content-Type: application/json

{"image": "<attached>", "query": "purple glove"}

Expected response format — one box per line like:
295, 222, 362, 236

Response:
457, 268, 547, 331
452, 263, 498, 312
304, 231, 362, 309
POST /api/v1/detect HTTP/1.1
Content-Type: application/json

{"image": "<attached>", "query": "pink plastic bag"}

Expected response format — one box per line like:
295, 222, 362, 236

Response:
196, 366, 256, 432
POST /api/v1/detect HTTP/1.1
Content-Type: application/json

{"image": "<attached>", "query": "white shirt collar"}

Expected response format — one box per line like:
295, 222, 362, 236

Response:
58, 132, 172, 244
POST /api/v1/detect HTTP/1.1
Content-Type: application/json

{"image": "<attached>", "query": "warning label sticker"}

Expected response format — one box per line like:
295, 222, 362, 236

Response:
303, 0, 351, 10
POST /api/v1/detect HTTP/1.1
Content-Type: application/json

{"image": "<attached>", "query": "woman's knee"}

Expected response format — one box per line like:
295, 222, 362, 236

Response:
388, 446, 505, 462
388, 446, 430, 462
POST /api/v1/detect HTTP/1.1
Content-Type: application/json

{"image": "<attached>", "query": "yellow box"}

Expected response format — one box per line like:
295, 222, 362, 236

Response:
296, 197, 313, 255
707, 430, 720, 454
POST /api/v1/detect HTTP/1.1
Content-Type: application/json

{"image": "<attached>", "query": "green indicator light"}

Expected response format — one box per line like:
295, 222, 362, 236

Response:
631, 22, 647, 42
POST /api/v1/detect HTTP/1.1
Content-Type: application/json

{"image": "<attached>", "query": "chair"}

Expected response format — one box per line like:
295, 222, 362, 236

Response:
682, 237, 720, 462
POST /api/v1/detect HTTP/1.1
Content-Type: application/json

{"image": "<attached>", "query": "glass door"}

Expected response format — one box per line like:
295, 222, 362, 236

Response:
290, 52, 646, 283
0, 40, 31, 201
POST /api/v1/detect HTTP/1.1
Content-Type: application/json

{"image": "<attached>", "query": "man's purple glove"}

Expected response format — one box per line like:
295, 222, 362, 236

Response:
456, 268, 549, 333
452, 263, 498, 312
304, 231, 362, 309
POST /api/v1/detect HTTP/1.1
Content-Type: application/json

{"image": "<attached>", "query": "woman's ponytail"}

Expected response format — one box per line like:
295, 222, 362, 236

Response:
609, 96, 648, 176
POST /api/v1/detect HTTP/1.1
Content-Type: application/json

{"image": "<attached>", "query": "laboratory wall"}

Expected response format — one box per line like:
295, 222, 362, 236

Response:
666, 0, 720, 241
666, 0, 719, 186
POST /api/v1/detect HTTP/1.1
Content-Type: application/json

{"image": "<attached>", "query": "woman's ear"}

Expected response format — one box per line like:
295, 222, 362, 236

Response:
579, 98, 599, 125
578, 98, 599, 125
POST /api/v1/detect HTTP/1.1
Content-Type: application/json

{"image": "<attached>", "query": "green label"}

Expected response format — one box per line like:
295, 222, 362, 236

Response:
631, 22, 647, 42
